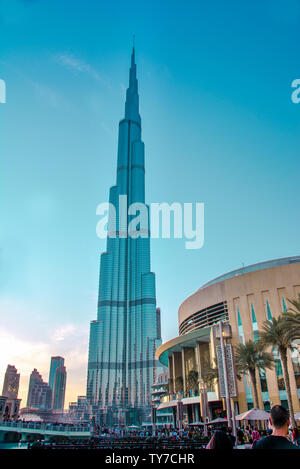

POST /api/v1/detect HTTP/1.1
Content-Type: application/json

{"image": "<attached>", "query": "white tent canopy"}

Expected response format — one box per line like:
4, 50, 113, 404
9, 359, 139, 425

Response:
236, 408, 270, 421
207, 417, 228, 425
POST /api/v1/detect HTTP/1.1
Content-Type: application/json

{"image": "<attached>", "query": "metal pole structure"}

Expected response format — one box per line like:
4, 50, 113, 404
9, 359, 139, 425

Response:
178, 398, 183, 430
231, 399, 237, 441
219, 321, 232, 429
151, 405, 156, 436
201, 388, 208, 436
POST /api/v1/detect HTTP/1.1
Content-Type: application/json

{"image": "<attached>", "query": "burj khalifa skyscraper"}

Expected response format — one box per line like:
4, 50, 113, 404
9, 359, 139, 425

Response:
86, 48, 162, 425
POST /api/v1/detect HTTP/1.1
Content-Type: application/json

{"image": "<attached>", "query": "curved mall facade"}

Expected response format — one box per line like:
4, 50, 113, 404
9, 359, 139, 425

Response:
156, 256, 300, 423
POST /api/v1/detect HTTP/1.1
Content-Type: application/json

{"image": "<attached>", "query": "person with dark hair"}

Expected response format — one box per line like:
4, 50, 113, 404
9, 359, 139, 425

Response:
236, 428, 245, 445
252, 405, 299, 450
251, 430, 261, 448
226, 427, 236, 448
206, 430, 233, 450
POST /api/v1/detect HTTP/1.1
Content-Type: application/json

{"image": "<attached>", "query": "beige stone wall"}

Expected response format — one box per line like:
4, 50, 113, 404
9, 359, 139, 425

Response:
178, 262, 300, 413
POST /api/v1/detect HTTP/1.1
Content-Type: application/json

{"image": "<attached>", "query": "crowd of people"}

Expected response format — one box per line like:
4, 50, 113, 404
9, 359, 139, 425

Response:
26, 405, 300, 450
206, 405, 300, 449
91, 405, 300, 450
94, 425, 208, 440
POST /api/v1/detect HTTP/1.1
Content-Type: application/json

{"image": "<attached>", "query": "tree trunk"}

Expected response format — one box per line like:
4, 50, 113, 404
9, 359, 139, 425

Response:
249, 369, 259, 409
279, 348, 296, 428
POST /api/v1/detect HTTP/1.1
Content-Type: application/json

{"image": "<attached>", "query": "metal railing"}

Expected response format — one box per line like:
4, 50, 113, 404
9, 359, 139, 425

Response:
28, 438, 210, 450
0, 420, 90, 433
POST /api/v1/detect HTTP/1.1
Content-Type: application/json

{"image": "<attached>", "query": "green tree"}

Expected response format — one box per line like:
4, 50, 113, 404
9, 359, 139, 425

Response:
260, 316, 296, 427
187, 370, 199, 394
234, 340, 274, 409
175, 376, 183, 392
167, 378, 173, 394
283, 294, 300, 340
288, 293, 300, 314
198, 362, 219, 421
200, 363, 218, 391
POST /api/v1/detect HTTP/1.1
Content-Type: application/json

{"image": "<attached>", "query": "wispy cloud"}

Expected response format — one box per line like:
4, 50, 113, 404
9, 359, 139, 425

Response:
0, 329, 49, 376
0, 321, 89, 407
99, 120, 114, 137
54, 53, 111, 89
53, 324, 76, 342
31, 81, 60, 108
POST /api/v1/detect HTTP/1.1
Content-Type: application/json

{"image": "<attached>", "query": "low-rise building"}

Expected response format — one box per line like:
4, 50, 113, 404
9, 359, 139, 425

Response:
151, 370, 173, 428
156, 256, 300, 424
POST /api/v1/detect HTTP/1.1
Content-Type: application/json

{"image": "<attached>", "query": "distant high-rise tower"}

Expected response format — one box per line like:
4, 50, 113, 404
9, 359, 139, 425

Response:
27, 369, 52, 410
52, 366, 67, 411
49, 357, 66, 411
2, 365, 20, 399
86, 48, 162, 423
49, 356, 64, 390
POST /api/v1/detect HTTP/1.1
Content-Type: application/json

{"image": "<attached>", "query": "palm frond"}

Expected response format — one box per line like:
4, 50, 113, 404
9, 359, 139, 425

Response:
287, 294, 300, 314
234, 340, 274, 377
260, 315, 297, 350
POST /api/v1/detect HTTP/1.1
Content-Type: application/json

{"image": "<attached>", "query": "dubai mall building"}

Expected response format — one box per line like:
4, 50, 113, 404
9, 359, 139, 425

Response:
156, 256, 300, 424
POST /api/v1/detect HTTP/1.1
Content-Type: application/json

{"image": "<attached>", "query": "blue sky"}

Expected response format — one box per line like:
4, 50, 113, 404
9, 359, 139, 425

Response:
1, 0, 300, 405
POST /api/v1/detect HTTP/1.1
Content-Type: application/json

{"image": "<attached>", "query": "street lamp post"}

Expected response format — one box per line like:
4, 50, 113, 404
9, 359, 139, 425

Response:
201, 387, 208, 436
176, 395, 183, 430
151, 405, 156, 436
219, 321, 233, 429
231, 398, 237, 440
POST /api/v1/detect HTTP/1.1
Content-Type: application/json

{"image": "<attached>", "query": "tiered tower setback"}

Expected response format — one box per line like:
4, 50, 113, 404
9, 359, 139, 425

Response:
86, 48, 162, 422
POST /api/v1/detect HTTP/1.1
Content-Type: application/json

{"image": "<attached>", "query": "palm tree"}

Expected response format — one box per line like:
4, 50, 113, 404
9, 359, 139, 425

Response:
201, 363, 218, 391
282, 294, 300, 339
260, 316, 296, 427
234, 340, 274, 409
175, 376, 183, 393
288, 293, 300, 314
198, 362, 219, 421
187, 370, 199, 395
167, 378, 173, 395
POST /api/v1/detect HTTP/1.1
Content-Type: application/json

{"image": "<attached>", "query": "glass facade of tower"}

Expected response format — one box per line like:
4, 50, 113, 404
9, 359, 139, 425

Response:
48, 356, 66, 411
49, 356, 64, 391
86, 49, 162, 421
52, 365, 67, 411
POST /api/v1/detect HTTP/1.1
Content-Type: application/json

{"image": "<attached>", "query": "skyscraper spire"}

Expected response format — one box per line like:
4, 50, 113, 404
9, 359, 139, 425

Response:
86, 48, 162, 425
132, 34, 135, 64
131, 37, 135, 65
125, 44, 141, 124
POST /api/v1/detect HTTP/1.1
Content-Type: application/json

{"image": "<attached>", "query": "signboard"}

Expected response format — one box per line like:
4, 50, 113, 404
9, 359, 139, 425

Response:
216, 344, 238, 398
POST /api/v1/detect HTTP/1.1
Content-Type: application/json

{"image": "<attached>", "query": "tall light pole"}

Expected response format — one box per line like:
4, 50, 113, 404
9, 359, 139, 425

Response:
201, 385, 209, 436
219, 321, 233, 429
231, 399, 237, 439
151, 404, 156, 435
